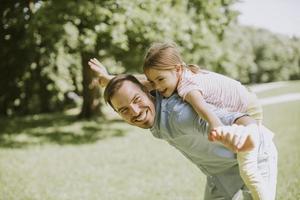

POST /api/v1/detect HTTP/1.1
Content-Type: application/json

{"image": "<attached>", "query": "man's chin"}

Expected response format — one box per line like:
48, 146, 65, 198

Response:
135, 109, 154, 129
130, 118, 153, 129
136, 120, 153, 129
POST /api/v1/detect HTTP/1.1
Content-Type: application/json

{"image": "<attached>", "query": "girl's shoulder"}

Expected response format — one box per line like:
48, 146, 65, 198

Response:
184, 68, 210, 76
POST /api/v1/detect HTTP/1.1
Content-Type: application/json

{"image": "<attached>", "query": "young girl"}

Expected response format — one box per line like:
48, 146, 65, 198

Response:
142, 42, 276, 200
143, 42, 263, 129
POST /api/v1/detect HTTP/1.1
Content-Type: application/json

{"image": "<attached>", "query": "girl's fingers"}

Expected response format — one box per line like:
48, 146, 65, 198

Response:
214, 126, 228, 140
215, 127, 225, 140
237, 128, 249, 149
89, 58, 96, 64
222, 126, 232, 139
232, 125, 243, 147
88, 62, 98, 71
94, 58, 102, 66
209, 130, 217, 141
89, 58, 101, 67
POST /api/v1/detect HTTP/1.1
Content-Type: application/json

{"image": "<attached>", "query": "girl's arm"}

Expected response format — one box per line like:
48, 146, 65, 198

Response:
185, 90, 224, 129
88, 58, 154, 91
132, 74, 154, 91
88, 58, 114, 88
210, 116, 257, 151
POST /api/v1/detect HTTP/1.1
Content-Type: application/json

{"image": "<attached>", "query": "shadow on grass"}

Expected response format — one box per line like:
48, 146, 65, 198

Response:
0, 113, 126, 148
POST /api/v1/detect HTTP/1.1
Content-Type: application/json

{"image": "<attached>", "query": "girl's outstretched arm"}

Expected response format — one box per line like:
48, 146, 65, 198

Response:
88, 58, 114, 88
88, 58, 154, 91
185, 90, 224, 131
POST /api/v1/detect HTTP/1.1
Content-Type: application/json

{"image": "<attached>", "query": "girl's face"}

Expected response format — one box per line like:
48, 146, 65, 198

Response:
145, 67, 181, 98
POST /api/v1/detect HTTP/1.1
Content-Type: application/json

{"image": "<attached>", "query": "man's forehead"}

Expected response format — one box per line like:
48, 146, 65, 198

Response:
119, 80, 144, 95
111, 81, 144, 107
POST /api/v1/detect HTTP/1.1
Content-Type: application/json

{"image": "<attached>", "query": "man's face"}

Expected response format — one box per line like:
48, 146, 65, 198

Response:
110, 81, 156, 129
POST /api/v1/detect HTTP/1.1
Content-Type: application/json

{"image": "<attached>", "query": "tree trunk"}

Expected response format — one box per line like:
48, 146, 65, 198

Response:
79, 52, 103, 119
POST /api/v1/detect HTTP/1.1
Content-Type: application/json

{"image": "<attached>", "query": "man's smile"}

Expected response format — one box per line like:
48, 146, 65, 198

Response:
160, 88, 168, 96
133, 108, 148, 123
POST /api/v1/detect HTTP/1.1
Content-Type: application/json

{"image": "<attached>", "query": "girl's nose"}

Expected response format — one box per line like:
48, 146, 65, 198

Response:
154, 84, 161, 91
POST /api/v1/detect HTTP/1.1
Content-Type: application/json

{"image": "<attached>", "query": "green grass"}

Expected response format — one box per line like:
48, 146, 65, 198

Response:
262, 101, 300, 200
0, 110, 126, 148
0, 113, 203, 200
251, 80, 300, 98
0, 81, 300, 200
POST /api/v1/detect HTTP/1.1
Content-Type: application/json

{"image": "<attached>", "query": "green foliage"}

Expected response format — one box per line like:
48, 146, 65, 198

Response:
1, 0, 299, 116
1, 0, 239, 115
219, 26, 300, 83
0, 1, 34, 115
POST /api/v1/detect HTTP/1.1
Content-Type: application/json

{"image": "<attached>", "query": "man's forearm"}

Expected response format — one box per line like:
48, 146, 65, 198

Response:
133, 74, 153, 91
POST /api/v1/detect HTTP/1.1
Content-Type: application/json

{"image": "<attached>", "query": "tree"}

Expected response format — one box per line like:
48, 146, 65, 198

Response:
3, 0, 298, 117
26, 0, 240, 118
0, 1, 35, 115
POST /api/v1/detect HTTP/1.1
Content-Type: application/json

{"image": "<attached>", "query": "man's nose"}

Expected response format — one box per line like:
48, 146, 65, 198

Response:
130, 103, 140, 116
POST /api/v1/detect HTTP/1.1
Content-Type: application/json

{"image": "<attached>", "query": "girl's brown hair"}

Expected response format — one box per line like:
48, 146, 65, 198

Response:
143, 42, 200, 73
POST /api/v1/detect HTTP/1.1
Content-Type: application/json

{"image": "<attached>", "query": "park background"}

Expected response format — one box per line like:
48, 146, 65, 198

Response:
0, 0, 300, 199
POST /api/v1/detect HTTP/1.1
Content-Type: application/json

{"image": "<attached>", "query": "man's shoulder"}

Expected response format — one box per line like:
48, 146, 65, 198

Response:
153, 92, 204, 125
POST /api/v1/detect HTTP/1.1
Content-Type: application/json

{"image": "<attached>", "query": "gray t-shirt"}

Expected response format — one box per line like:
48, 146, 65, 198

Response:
150, 92, 248, 197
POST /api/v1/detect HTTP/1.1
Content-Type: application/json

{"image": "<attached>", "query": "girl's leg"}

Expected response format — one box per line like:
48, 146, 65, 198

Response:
246, 91, 263, 125
257, 126, 278, 200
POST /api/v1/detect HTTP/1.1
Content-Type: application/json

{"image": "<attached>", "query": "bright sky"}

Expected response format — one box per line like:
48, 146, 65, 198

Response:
233, 0, 300, 37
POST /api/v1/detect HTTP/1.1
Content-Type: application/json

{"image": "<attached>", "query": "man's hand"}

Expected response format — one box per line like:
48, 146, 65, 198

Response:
88, 58, 112, 87
210, 124, 255, 152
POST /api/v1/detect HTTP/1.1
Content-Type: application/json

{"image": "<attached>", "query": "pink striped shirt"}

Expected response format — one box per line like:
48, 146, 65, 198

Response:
177, 68, 249, 113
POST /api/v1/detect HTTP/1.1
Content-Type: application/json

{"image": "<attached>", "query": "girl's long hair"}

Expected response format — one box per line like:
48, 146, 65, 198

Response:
143, 42, 201, 73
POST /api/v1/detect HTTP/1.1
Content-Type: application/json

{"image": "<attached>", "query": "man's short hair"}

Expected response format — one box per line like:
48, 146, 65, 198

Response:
104, 74, 148, 110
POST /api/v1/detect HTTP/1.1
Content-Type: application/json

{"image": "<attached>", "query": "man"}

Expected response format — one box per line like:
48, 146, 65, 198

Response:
89, 59, 277, 200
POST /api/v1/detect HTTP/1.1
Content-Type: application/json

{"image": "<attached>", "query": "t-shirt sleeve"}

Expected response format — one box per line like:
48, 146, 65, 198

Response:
177, 77, 203, 101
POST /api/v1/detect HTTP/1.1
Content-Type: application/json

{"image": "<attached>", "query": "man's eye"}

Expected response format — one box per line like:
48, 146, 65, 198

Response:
120, 108, 128, 114
158, 78, 164, 82
134, 96, 141, 103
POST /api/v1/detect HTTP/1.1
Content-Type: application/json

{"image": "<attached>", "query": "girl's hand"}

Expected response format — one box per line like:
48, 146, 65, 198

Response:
88, 58, 112, 87
88, 58, 109, 78
210, 124, 255, 152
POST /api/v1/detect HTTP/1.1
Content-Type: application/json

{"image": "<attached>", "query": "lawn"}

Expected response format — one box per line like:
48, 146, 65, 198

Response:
0, 81, 300, 200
